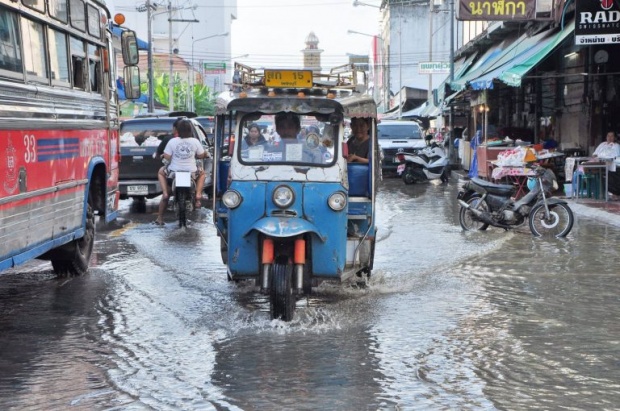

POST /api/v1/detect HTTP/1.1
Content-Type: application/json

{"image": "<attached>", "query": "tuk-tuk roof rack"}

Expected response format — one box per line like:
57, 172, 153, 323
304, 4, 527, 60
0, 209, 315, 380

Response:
230, 62, 368, 95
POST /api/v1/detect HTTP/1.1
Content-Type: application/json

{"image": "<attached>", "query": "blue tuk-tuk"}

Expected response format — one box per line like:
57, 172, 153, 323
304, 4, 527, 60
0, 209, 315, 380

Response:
212, 63, 380, 321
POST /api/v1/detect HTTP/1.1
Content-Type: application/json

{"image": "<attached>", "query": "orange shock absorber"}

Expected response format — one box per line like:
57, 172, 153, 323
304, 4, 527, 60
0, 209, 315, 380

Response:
262, 238, 274, 264
294, 238, 305, 264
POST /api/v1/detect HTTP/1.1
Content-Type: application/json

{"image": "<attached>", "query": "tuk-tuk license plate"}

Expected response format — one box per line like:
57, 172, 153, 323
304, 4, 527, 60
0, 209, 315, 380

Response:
397, 164, 405, 174
127, 185, 149, 195
264, 70, 313, 88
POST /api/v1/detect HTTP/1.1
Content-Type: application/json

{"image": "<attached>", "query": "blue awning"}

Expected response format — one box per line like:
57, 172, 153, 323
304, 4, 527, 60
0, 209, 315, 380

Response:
453, 20, 575, 91
450, 40, 512, 92
111, 25, 149, 51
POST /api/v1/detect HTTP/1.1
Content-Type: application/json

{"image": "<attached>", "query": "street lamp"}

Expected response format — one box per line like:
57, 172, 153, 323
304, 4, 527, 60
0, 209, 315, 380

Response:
190, 32, 229, 111
347, 30, 385, 108
352, 0, 381, 8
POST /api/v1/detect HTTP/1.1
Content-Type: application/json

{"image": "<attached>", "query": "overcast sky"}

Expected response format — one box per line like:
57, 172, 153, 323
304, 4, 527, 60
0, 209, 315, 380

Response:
230, 0, 382, 69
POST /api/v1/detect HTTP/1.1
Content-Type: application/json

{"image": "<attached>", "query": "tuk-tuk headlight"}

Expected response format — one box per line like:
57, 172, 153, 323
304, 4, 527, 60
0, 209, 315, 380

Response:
222, 190, 242, 209
328, 192, 347, 211
273, 185, 295, 208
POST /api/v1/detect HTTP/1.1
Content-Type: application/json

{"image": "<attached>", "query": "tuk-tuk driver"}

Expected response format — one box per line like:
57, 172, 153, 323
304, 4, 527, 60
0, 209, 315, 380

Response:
270, 112, 322, 163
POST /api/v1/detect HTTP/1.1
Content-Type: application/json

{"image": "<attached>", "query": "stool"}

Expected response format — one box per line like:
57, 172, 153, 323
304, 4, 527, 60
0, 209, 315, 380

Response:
577, 173, 600, 199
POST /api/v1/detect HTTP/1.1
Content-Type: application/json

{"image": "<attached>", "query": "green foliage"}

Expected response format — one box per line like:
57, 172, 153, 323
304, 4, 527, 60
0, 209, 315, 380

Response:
147, 73, 217, 115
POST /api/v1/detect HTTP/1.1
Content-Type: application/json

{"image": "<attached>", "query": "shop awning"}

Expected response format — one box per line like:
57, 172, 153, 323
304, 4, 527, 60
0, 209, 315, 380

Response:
450, 40, 512, 92
500, 20, 574, 87
455, 20, 575, 91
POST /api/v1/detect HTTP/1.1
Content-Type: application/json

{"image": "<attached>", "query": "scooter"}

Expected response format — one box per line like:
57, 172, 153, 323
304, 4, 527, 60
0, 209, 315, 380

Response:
395, 141, 450, 184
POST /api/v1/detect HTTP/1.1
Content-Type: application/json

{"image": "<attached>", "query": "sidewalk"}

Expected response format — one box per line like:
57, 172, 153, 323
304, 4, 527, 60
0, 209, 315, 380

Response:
451, 169, 620, 227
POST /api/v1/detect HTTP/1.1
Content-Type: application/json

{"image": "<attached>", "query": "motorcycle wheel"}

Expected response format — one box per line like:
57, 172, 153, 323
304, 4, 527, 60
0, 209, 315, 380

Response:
528, 203, 574, 237
177, 189, 187, 228
270, 259, 296, 321
402, 168, 416, 185
459, 195, 490, 231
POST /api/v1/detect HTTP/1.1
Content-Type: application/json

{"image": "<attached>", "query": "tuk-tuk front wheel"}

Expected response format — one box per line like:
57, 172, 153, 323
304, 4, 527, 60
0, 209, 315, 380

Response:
270, 260, 296, 321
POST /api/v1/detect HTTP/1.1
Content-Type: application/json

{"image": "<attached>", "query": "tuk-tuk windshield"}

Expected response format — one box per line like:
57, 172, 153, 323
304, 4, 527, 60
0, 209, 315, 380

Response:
238, 113, 338, 166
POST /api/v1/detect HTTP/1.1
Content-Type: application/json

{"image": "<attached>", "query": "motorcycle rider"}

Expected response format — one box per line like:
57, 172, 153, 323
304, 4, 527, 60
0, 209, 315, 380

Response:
154, 119, 208, 225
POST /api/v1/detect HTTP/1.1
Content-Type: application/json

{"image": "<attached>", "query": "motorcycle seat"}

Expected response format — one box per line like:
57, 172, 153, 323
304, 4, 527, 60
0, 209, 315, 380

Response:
470, 177, 515, 196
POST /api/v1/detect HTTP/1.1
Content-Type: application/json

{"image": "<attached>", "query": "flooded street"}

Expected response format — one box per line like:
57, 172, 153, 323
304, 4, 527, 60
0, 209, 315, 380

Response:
1, 178, 620, 410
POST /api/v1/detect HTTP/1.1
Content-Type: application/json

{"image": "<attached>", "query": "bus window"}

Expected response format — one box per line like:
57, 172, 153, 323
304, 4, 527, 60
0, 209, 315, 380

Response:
0, 9, 23, 75
86, 4, 100, 38
69, 0, 85, 32
70, 36, 85, 89
21, 18, 48, 82
48, 28, 70, 85
87, 43, 100, 93
49, 0, 68, 23
22, 0, 45, 13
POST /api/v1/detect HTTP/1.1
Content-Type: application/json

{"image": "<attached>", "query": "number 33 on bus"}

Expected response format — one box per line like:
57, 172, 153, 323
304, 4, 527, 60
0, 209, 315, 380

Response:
0, 1, 141, 277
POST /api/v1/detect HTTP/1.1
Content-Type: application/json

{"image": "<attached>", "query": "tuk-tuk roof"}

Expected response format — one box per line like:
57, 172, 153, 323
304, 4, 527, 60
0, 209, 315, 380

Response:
216, 63, 377, 119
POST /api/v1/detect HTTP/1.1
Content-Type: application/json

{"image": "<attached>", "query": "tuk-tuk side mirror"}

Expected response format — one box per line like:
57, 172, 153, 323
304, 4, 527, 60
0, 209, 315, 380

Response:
121, 30, 140, 66
123, 66, 141, 100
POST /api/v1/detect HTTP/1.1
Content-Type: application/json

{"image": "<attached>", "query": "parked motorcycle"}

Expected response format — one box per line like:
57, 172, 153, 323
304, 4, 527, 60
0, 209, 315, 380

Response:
395, 142, 450, 184
457, 166, 574, 237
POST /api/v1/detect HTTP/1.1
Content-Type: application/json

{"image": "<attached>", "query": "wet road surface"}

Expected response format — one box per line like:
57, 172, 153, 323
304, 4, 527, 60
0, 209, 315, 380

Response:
1, 178, 620, 410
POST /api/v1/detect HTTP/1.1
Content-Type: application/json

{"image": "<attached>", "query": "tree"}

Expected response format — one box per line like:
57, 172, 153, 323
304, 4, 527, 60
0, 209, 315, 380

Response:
147, 73, 217, 114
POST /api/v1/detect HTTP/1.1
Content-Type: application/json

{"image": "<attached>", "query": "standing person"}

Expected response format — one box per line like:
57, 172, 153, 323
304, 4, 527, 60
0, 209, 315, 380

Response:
346, 117, 370, 164
154, 119, 208, 225
593, 131, 620, 159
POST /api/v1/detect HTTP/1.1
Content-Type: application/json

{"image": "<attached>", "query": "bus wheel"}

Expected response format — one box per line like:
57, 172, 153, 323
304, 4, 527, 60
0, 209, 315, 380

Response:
269, 260, 295, 321
52, 204, 95, 278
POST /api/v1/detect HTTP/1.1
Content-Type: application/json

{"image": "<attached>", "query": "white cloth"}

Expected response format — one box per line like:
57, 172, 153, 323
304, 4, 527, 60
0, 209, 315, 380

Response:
164, 137, 205, 172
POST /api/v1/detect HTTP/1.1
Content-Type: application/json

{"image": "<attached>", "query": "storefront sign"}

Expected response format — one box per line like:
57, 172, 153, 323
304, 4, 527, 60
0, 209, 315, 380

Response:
456, 0, 554, 21
419, 61, 450, 74
575, 0, 620, 45
204, 62, 226, 74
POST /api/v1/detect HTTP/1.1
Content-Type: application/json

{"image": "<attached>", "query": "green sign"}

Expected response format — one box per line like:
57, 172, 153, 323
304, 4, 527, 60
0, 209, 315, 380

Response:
203, 62, 226, 74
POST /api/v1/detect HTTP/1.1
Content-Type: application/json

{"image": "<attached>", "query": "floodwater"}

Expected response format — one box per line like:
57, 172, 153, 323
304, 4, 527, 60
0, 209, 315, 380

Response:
1, 178, 620, 410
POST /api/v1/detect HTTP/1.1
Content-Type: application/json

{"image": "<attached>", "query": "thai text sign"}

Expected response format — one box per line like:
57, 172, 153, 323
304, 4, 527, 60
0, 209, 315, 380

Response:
204, 62, 226, 74
575, 0, 620, 45
456, 0, 554, 21
419, 61, 450, 74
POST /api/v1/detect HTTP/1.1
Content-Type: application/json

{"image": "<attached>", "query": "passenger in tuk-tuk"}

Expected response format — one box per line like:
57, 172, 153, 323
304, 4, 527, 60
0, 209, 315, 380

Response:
347, 117, 370, 164
241, 123, 267, 149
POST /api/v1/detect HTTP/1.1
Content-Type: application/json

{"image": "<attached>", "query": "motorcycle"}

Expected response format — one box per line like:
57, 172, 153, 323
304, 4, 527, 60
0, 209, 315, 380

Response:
395, 142, 450, 184
169, 170, 197, 228
457, 166, 574, 237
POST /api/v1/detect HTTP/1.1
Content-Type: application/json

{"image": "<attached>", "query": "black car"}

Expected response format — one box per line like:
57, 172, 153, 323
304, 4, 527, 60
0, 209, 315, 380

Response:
119, 114, 212, 200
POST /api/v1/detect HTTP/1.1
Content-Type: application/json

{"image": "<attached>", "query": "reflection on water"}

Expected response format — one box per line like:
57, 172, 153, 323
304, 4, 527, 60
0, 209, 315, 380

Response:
1, 179, 620, 409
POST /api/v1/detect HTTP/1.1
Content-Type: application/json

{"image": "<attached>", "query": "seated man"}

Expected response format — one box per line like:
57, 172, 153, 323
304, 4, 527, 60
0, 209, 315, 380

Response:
261, 112, 322, 164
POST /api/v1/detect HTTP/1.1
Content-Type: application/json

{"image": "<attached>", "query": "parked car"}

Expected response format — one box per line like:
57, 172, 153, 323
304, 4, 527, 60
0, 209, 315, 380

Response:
119, 114, 212, 201
195, 116, 215, 142
377, 120, 426, 171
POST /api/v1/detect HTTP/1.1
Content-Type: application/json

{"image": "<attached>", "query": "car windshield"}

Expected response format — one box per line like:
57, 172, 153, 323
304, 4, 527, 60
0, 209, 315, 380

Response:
238, 113, 338, 166
378, 124, 422, 140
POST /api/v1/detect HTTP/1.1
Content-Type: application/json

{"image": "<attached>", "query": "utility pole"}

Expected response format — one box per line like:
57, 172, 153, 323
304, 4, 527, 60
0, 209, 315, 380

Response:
168, 1, 173, 111
147, 0, 154, 112
449, 0, 458, 166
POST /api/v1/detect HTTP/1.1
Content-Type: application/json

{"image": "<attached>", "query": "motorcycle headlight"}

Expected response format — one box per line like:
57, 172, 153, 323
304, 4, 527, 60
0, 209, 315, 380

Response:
272, 185, 294, 208
222, 190, 242, 209
328, 192, 347, 211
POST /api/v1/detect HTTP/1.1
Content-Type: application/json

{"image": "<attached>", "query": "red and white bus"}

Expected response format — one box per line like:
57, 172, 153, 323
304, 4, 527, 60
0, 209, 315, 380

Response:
0, 0, 139, 276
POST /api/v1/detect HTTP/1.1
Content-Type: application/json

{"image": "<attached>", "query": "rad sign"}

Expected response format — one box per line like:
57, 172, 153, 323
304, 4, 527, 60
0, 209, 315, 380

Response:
575, 0, 620, 45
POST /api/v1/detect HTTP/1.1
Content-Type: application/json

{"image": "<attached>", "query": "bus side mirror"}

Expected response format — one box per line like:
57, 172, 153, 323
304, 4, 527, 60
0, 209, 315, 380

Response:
123, 66, 141, 99
121, 30, 139, 66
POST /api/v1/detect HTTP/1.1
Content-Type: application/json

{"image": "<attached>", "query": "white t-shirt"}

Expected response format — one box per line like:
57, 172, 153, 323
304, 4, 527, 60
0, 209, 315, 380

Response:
593, 142, 620, 159
164, 137, 205, 172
